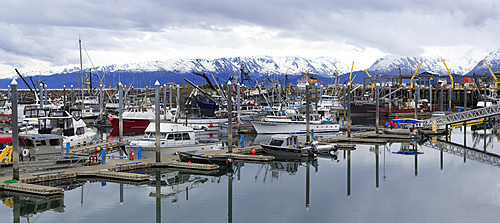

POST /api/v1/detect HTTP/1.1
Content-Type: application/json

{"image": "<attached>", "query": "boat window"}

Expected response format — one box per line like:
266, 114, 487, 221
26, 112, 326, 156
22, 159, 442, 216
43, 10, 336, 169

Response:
143, 133, 151, 138
182, 133, 190, 140
269, 139, 284, 146
49, 139, 61, 146
142, 108, 147, 112
19, 138, 34, 147
76, 127, 85, 135
167, 134, 174, 140
160, 133, 167, 139
175, 133, 182, 141
35, 140, 47, 146
291, 116, 297, 121
297, 116, 304, 121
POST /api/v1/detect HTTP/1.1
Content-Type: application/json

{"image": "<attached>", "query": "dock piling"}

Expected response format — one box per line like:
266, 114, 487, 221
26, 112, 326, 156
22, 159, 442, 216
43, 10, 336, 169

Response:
12, 79, 19, 181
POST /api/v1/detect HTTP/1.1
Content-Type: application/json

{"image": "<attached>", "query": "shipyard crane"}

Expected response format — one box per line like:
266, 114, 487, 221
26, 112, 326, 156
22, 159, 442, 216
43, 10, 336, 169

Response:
349, 62, 355, 85
483, 60, 498, 98
442, 60, 454, 89
409, 61, 423, 89
363, 69, 376, 89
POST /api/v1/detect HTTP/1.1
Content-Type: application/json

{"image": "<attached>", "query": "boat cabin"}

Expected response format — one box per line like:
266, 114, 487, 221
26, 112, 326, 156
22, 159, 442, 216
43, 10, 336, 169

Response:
37, 110, 85, 137
133, 123, 197, 147
18, 134, 64, 161
268, 135, 300, 149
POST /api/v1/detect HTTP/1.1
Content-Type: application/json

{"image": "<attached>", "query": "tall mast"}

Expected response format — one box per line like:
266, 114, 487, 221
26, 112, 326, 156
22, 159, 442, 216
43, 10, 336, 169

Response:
79, 36, 84, 103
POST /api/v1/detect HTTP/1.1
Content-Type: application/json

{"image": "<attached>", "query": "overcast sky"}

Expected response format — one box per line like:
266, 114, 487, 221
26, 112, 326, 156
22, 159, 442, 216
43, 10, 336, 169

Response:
1, 0, 499, 78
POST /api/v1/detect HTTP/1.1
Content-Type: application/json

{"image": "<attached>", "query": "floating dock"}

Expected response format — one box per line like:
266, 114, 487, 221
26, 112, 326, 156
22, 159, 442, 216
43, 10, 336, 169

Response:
0, 183, 63, 196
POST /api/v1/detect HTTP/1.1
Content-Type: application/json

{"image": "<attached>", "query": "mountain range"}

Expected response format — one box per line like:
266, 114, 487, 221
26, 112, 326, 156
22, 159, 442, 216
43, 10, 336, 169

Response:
3, 49, 500, 89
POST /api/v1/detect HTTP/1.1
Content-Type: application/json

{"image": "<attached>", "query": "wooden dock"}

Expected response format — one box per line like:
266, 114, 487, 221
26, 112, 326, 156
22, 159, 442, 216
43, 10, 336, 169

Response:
77, 171, 151, 181
0, 183, 63, 196
364, 133, 414, 139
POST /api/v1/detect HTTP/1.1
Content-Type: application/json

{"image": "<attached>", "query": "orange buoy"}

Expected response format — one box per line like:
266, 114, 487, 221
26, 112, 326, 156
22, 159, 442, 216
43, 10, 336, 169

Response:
109, 116, 113, 121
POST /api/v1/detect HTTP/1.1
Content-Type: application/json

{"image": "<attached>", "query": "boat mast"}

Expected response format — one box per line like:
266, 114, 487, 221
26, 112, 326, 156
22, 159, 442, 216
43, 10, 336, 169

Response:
79, 36, 84, 105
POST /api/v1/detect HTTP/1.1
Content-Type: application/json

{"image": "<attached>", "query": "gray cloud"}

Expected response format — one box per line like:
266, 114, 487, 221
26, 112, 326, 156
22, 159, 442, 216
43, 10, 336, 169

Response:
0, 0, 499, 76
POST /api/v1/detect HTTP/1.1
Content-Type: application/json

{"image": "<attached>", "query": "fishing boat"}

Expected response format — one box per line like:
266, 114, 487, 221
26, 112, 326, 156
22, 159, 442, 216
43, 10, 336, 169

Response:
178, 152, 232, 167
350, 94, 376, 114
127, 122, 222, 158
18, 134, 65, 161
260, 135, 318, 157
22, 110, 97, 147
380, 99, 439, 115
251, 113, 340, 134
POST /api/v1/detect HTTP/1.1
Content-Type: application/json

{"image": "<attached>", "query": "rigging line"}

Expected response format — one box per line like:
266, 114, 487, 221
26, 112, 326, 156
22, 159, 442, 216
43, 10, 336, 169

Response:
66, 42, 80, 66
82, 43, 107, 87
84, 183, 93, 202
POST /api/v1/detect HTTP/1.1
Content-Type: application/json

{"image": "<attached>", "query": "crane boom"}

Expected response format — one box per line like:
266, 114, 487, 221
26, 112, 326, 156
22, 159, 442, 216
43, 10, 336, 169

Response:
410, 61, 423, 89
349, 62, 354, 85
483, 60, 498, 91
364, 69, 375, 88
442, 60, 454, 89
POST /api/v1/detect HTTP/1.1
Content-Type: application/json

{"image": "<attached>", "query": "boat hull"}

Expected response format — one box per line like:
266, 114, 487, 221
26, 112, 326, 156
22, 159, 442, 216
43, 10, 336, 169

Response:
379, 104, 440, 115
350, 102, 376, 114
251, 121, 340, 134
260, 144, 312, 157
178, 152, 230, 167
110, 118, 151, 130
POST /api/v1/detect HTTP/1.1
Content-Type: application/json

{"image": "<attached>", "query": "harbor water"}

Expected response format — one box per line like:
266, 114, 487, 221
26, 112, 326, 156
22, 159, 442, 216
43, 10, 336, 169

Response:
1, 123, 500, 222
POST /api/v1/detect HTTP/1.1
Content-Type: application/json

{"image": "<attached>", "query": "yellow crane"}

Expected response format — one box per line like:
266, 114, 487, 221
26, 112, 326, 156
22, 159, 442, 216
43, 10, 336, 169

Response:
410, 61, 423, 89
0, 146, 13, 163
483, 60, 498, 92
364, 69, 375, 89
349, 62, 355, 86
442, 60, 454, 89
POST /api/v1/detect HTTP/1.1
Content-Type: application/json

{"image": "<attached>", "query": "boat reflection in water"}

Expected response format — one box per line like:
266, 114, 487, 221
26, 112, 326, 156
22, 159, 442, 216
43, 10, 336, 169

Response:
147, 168, 229, 199
0, 191, 65, 222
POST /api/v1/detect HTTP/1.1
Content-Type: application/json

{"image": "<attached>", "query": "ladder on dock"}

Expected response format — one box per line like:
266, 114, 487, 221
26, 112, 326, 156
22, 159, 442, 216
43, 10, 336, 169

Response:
422, 104, 500, 127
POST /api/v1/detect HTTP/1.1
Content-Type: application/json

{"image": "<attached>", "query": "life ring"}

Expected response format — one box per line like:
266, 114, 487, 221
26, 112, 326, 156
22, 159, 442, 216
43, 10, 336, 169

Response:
22, 149, 29, 157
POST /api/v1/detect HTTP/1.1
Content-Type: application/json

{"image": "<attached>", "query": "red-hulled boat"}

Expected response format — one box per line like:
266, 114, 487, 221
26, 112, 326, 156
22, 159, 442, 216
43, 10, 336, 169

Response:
379, 104, 440, 115
110, 106, 174, 131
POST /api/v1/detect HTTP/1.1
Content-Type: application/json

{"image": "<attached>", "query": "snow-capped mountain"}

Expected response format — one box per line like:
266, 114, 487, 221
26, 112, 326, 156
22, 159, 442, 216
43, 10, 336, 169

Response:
366, 55, 478, 76
466, 49, 500, 75
23, 56, 352, 79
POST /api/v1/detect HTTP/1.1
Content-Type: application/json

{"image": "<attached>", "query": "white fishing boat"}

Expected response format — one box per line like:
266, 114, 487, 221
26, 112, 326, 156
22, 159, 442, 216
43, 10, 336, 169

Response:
251, 113, 340, 134
127, 122, 222, 158
22, 110, 97, 147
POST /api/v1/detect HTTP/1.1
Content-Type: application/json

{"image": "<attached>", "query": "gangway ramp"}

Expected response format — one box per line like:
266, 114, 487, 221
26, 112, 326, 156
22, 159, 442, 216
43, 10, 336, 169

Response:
422, 105, 500, 127
424, 140, 500, 168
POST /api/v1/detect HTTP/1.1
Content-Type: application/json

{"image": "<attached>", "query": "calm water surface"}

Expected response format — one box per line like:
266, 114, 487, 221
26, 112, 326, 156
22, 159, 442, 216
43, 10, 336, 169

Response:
1, 124, 500, 223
